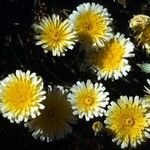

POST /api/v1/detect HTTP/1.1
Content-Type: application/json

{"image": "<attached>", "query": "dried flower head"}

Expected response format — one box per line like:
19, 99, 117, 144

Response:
129, 14, 150, 33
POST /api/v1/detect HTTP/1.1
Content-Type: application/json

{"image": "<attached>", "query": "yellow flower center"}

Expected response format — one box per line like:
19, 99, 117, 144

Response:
85, 97, 94, 105
75, 11, 107, 44
76, 88, 97, 112
125, 117, 134, 126
89, 39, 124, 72
51, 30, 60, 42
43, 27, 63, 44
3, 79, 39, 112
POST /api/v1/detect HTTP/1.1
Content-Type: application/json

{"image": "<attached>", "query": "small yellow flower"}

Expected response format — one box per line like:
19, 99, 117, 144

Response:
86, 33, 134, 80
92, 121, 103, 135
69, 2, 113, 48
105, 96, 150, 149
25, 85, 76, 142
0, 70, 46, 123
34, 14, 77, 56
68, 80, 109, 121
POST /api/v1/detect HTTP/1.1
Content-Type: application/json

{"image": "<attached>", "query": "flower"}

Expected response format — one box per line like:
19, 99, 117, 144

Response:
34, 14, 77, 56
129, 14, 150, 33
86, 33, 134, 80
69, 2, 113, 48
92, 121, 103, 136
138, 23, 150, 54
0, 70, 46, 123
105, 96, 150, 149
68, 80, 109, 121
25, 85, 76, 142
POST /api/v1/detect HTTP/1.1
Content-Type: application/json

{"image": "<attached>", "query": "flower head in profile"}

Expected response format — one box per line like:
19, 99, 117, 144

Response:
25, 85, 76, 142
68, 80, 109, 121
69, 2, 113, 48
86, 33, 134, 80
0, 70, 46, 123
34, 14, 77, 56
105, 96, 150, 149
143, 79, 150, 103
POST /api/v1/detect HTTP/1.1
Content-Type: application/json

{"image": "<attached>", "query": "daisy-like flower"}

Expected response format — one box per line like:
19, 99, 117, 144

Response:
69, 2, 113, 48
138, 23, 150, 54
0, 70, 46, 123
68, 80, 109, 121
105, 96, 150, 149
25, 85, 76, 142
86, 33, 134, 80
34, 14, 77, 56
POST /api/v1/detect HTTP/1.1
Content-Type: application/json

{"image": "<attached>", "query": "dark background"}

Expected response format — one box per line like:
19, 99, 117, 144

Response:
0, 0, 150, 149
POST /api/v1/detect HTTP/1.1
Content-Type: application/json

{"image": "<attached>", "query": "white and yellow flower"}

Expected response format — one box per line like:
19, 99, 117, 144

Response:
86, 33, 134, 80
105, 96, 150, 149
69, 2, 113, 48
34, 14, 77, 56
25, 85, 76, 142
68, 80, 109, 121
0, 70, 46, 123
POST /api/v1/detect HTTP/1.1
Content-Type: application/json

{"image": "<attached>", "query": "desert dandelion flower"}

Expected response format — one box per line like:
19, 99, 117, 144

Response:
105, 96, 150, 149
0, 70, 46, 123
69, 2, 113, 48
25, 85, 76, 142
34, 14, 77, 56
68, 80, 109, 121
87, 33, 134, 80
